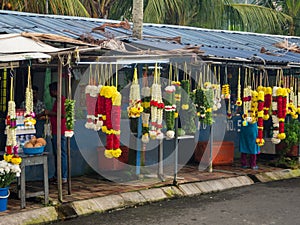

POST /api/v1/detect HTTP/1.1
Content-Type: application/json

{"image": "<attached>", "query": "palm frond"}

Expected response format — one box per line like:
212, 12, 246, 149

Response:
228, 4, 292, 34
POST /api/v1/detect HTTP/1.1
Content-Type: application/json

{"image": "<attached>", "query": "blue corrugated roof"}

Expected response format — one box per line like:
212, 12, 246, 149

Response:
1, 10, 300, 64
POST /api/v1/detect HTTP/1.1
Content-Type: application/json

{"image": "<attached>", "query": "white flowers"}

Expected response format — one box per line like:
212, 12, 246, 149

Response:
0, 160, 21, 188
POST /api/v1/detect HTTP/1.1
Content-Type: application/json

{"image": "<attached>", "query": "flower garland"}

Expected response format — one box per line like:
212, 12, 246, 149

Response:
256, 87, 265, 146
24, 66, 36, 127
235, 68, 242, 107
221, 84, 230, 99
97, 86, 122, 158
127, 68, 143, 118
250, 90, 258, 123
242, 86, 252, 126
65, 99, 76, 137
150, 66, 164, 139
297, 89, 300, 114
263, 87, 272, 121
271, 87, 280, 144
287, 87, 298, 119
141, 82, 151, 143
195, 87, 214, 125
276, 87, 287, 140
85, 79, 100, 130
164, 85, 176, 139
181, 80, 190, 110
5, 70, 21, 165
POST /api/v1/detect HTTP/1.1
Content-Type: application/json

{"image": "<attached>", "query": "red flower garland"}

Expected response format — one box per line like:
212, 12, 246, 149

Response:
256, 90, 265, 146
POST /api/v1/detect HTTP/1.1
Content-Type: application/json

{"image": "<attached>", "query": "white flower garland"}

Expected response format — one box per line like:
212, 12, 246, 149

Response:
271, 87, 280, 144
127, 68, 143, 118
242, 86, 252, 126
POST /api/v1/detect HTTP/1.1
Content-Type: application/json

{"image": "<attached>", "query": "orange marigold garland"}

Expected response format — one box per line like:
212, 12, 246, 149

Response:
235, 68, 242, 107
276, 87, 287, 140
256, 87, 265, 147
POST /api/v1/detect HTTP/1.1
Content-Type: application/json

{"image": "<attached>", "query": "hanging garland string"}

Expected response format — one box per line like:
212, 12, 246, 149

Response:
263, 70, 272, 121
24, 65, 36, 128
127, 67, 143, 118
65, 61, 76, 138
256, 72, 265, 147
181, 62, 190, 111
271, 70, 281, 144
141, 68, 151, 143
242, 68, 252, 126
235, 67, 242, 107
150, 63, 164, 139
85, 64, 99, 130
172, 63, 181, 119
4, 68, 22, 165
287, 75, 298, 119
98, 64, 122, 159
164, 63, 176, 139
276, 69, 287, 140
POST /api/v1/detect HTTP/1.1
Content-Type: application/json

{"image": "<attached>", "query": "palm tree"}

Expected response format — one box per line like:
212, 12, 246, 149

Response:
1, 0, 92, 17
110, 0, 292, 35
132, 0, 143, 39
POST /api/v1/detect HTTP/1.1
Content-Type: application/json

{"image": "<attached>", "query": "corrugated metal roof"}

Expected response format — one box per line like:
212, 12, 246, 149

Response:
1, 10, 300, 64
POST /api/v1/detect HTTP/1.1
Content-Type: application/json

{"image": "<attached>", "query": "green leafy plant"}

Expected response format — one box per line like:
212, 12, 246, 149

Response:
282, 119, 300, 154
65, 99, 76, 131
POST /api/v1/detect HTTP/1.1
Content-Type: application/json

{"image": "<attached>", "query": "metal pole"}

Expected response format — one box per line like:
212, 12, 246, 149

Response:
208, 124, 213, 173
67, 137, 71, 195
57, 62, 63, 202
173, 118, 178, 185
158, 138, 164, 181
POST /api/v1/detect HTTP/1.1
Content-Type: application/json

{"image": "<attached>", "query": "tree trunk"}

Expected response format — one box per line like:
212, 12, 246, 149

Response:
132, 0, 143, 39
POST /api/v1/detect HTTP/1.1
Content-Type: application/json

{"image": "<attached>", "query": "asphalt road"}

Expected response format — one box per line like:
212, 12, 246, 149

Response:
51, 178, 300, 225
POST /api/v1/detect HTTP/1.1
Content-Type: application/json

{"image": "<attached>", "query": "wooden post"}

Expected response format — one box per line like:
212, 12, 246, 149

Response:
67, 137, 71, 195
57, 62, 63, 202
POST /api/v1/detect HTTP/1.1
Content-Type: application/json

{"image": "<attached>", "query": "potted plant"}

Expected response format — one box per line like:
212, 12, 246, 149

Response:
275, 118, 300, 169
281, 119, 300, 157
0, 159, 21, 211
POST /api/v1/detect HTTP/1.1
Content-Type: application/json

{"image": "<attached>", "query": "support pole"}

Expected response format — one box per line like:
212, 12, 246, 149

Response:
208, 124, 213, 173
67, 137, 71, 195
173, 118, 178, 185
57, 62, 63, 202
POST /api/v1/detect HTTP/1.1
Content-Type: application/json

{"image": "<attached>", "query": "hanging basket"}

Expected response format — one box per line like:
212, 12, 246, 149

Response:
0, 187, 10, 212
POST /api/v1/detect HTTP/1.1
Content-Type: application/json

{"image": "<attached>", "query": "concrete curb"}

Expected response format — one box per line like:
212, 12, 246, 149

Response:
2, 169, 300, 224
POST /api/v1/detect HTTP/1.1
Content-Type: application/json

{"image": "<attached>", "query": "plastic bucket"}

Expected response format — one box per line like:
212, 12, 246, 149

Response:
0, 187, 10, 212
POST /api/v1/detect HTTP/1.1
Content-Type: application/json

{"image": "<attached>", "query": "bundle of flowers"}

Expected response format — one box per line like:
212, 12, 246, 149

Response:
172, 81, 181, 111
276, 87, 288, 140
97, 86, 122, 159
212, 84, 222, 111
127, 68, 143, 118
250, 90, 258, 123
221, 84, 230, 99
64, 99, 76, 137
242, 86, 252, 126
5, 72, 21, 165
164, 85, 176, 139
181, 80, 190, 110
271, 87, 281, 144
24, 66, 36, 127
141, 86, 151, 143
195, 87, 214, 125
85, 81, 101, 130
0, 160, 21, 188
256, 87, 265, 147
150, 67, 164, 140
287, 87, 298, 119
235, 69, 242, 107
263, 87, 272, 121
